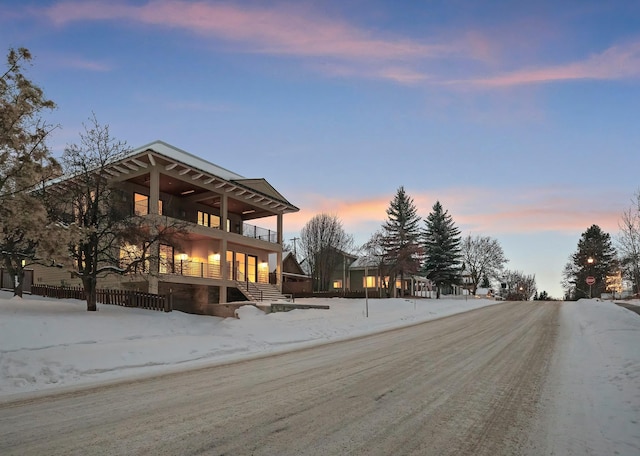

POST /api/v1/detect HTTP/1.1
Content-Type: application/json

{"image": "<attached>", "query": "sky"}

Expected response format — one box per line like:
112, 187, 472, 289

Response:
1, 293, 639, 454
2, 0, 640, 298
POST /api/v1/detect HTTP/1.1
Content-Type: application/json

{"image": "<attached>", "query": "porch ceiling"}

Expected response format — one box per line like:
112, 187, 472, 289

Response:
107, 148, 298, 219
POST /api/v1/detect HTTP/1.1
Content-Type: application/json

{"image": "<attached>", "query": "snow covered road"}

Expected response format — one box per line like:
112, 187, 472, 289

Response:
0, 301, 560, 455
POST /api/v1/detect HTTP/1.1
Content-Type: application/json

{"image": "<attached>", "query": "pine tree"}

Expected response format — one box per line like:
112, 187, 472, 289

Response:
563, 224, 617, 300
382, 186, 422, 297
0, 47, 63, 296
422, 201, 462, 298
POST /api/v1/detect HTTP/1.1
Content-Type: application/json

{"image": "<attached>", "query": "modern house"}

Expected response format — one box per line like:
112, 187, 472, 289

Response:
32, 140, 299, 315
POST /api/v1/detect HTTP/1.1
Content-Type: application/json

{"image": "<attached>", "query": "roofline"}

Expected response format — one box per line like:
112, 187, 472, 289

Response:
45, 140, 299, 213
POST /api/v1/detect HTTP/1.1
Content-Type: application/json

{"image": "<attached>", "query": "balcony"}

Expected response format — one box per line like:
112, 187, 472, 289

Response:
241, 222, 277, 243
161, 260, 222, 279
159, 259, 270, 283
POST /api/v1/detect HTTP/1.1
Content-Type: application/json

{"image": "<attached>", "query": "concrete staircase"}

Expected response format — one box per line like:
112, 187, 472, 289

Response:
236, 281, 289, 302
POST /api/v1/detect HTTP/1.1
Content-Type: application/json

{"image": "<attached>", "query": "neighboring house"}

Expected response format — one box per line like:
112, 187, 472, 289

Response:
329, 255, 432, 297
328, 251, 358, 292
32, 140, 299, 315
460, 272, 474, 295
280, 251, 312, 295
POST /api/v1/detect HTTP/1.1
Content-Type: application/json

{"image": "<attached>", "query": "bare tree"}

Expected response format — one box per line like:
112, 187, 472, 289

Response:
617, 190, 640, 295
51, 115, 185, 311
299, 213, 353, 292
461, 235, 508, 295
502, 269, 536, 301
361, 229, 391, 296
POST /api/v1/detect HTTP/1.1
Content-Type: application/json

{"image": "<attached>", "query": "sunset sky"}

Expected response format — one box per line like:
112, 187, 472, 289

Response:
2, 0, 639, 298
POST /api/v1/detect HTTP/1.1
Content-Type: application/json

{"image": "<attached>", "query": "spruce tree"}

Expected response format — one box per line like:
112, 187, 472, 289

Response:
422, 201, 462, 298
382, 186, 422, 297
563, 224, 617, 299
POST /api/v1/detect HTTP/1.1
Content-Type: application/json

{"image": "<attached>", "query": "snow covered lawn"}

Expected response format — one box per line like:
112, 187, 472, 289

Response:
0, 292, 498, 397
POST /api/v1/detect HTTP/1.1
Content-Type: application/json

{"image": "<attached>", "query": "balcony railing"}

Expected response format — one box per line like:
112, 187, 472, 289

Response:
159, 260, 270, 284
160, 260, 222, 279
241, 222, 277, 243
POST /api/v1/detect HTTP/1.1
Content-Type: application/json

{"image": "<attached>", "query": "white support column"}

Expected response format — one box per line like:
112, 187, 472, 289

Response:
149, 168, 159, 215
277, 213, 283, 244
148, 167, 160, 294
221, 194, 228, 232
276, 213, 283, 290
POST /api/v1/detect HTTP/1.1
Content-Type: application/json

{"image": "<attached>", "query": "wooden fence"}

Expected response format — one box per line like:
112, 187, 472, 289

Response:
30, 285, 171, 312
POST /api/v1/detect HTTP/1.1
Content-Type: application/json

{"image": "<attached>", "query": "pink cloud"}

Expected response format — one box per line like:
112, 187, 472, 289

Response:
468, 42, 640, 87
37, 2, 640, 88
42, 1, 446, 61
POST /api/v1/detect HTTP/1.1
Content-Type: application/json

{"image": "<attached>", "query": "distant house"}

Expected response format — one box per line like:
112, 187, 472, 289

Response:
32, 140, 299, 315
328, 255, 432, 297
328, 251, 358, 292
280, 252, 312, 295
460, 272, 474, 295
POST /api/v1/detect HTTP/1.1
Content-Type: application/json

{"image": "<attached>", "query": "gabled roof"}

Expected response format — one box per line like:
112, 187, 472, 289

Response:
349, 256, 380, 269
48, 140, 299, 215
132, 141, 298, 212
129, 140, 245, 181
233, 178, 290, 204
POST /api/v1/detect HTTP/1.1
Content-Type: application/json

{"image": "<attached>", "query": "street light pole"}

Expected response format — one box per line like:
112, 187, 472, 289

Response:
364, 261, 369, 318
587, 257, 594, 299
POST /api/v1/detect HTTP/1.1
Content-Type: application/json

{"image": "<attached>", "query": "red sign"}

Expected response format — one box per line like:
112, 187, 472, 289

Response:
586, 276, 596, 285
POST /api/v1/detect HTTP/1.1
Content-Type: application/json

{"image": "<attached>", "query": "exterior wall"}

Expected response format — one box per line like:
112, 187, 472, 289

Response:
282, 279, 312, 295
31, 264, 82, 288
328, 255, 357, 291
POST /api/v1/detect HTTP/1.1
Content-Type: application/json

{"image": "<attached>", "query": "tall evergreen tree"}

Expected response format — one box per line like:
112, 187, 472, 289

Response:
563, 224, 617, 300
0, 47, 63, 296
422, 201, 462, 298
382, 186, 422, 297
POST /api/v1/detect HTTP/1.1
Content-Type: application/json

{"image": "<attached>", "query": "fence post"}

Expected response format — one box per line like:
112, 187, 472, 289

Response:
165, 291, 172, 312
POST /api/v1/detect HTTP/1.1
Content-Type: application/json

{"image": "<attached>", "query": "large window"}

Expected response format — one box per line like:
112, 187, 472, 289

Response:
159, 244, 174, 274
120, 243, 148, 272
134, 193, 161, 216
197, 211, 209, 226
227, 251, 234, 279
134, 193, 148, 216
197, 211, 221, 228
363, 276, 377, 288
226, 251, 260, 282
236, 252, 246, 281
247, 255, 257, 283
